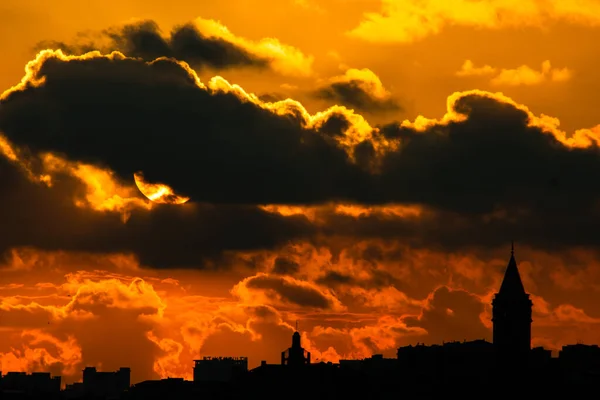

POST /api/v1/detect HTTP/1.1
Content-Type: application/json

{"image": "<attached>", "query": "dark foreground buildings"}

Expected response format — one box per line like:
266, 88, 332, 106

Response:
2, 246, 600, 399
0, 372, 61, 399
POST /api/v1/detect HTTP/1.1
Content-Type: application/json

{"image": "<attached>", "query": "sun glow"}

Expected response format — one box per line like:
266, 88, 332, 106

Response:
133, 172, 190, 205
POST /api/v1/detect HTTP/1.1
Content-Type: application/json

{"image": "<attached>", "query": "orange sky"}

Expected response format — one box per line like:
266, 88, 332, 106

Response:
0, 0, 600, 386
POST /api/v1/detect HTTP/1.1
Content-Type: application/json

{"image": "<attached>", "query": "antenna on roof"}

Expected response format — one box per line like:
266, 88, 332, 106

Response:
511, 240, 514, 256
295, 320, 299, 332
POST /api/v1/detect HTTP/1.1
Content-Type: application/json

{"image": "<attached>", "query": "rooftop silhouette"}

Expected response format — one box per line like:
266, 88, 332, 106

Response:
1, 244, 599, 400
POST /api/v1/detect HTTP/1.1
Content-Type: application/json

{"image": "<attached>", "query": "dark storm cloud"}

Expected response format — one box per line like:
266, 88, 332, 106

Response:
271, 257, 301, 275
2, 52, 600, 256
315, 80, 401, 113
317, 112, 352, 137
377, 95, 595, 215
311, 204, 600, 260
0, 54, 369, 204
38, 20, 267, 70
0, 157, 316, 269
404, 286, 490, 343
244, 275, 335, 309
258, 93, 288, 103
315, 269, 400, 290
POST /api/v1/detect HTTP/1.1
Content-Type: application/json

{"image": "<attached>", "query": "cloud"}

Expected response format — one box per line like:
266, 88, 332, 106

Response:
404, 286, 490, 343
271, 257, 301, 275
231, 273, 345, 311
455, 60, 497, 77
0, 50, 380, 205
456, 60, 573, 86
38, 19, 313, 77
0, 154, 316, 268
146, 331, 186, 379
0, 260, 173, 382
347, 0, 600, 43
3, 50, 600, 264
315, 68, 401, 113
310, 316, 427, 358
0, 330, 82, 377
62, 274, 166, 317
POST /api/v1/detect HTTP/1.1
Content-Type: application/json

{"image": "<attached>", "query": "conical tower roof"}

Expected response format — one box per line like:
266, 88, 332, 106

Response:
498, 242, 527, 296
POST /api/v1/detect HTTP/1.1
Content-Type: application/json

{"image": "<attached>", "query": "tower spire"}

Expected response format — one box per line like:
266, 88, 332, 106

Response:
295, 320, 298, 332
498, 242, 526, 296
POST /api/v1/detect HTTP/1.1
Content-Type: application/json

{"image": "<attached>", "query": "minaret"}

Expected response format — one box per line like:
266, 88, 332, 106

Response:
492, 242, 533, 366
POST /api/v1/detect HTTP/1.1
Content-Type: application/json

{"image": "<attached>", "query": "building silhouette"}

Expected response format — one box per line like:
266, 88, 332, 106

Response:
0, 371, 61, 397
558, 344, 600, 384
340, 353, 397, 373
81, 367, 130, 398
193, 357, 248, 382
130, 377, 195, 400
397, 339, 495, 382
492, 242, 533, 371
280, 324, 311, 367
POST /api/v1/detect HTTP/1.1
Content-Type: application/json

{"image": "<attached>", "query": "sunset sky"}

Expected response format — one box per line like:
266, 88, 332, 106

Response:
1, 0, 600, 386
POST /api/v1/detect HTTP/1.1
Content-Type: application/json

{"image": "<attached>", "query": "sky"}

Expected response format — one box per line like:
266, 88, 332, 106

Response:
0, 0, 600, 386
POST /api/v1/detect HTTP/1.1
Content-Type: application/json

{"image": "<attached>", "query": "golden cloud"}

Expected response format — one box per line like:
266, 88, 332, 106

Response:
1, 124, 156, 222
400, 89, 600, 148
331, 68, 392, 100
0, 330, 82, 377
457, 59, 573, 86
42, 154, 153, 220
348, 0, 600, 43
192, 17, 314, 77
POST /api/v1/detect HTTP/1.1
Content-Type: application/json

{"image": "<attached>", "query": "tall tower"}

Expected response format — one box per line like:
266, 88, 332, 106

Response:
492, 243, 532, 365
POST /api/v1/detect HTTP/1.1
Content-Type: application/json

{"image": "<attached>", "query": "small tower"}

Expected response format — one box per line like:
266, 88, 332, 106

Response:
492, 242, 533, 367
281, 322, 311, 367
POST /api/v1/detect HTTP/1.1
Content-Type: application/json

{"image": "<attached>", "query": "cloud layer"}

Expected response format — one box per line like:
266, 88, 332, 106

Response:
314, 68, 401, 113
456, 60, 572, 86
1, 50, 600, 267
348, 0, 600, 43
37, 19, 314, 77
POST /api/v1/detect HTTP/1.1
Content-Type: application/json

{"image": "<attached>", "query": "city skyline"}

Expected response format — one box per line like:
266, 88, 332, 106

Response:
0, 244, 598, 398
1, 0, 600, 387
